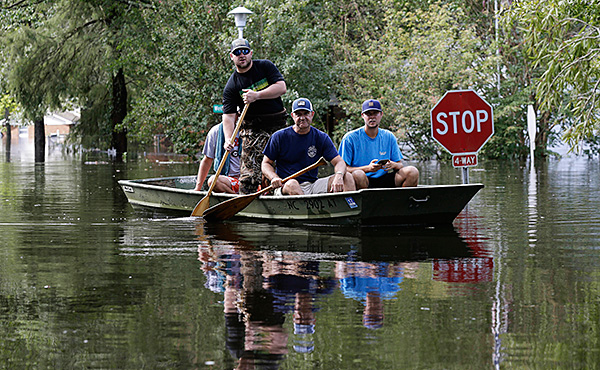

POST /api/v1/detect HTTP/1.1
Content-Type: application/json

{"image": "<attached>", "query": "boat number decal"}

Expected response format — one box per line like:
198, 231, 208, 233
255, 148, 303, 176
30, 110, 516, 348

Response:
122, 185, 134, 193
305, 199, 325, 210
286, 198, 338, 211
345, 197, 358, 209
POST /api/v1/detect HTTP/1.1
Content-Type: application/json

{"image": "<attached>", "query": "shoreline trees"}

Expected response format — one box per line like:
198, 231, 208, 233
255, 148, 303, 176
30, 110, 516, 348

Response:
1, 0, 598, 161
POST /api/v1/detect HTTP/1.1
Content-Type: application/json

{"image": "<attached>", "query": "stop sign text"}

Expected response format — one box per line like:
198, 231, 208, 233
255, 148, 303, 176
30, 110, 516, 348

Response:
434, 110, 489, 135
430, 90, 494, 155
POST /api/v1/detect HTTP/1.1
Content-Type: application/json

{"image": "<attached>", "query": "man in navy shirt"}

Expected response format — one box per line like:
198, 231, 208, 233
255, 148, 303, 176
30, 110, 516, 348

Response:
262, 98, 355, 195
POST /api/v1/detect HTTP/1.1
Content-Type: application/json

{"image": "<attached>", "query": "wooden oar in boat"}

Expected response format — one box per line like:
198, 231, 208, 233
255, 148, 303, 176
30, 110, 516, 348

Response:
191, 103, 249, 217
203, 156, 328, 222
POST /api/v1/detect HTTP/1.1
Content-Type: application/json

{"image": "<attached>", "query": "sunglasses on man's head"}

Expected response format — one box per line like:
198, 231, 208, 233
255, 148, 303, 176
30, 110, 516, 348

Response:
232, 48, 250, 56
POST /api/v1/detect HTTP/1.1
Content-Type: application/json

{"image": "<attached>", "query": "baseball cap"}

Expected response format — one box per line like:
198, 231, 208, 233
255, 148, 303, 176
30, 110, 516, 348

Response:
292, 98, 313, 113
230, 38, 251, 52
361, 99, 382, 114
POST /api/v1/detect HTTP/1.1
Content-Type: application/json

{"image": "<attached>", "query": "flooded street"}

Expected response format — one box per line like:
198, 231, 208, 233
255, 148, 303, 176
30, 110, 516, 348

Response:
1, 137, 599, 369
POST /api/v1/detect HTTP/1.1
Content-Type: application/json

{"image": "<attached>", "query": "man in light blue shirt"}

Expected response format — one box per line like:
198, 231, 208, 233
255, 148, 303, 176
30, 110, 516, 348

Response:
339, 99, 419, 189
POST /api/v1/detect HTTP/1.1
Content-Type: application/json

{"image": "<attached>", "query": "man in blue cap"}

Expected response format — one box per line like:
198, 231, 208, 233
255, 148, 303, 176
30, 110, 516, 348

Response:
338, 99, 419, 189
222, 38, 288, 194
262, 98, 355, 195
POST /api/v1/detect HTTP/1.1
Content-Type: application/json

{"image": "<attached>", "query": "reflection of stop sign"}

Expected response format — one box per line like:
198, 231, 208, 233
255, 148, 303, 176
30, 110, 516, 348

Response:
430, 90, 494, 155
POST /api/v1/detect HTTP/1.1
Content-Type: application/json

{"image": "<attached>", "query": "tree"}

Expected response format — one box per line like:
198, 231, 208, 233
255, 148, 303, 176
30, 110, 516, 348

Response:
0, 94, 19, 141
504, 0, 600, 153
301, 0, 498, 159
124, 0, 234, 157
1, 0, 55, 162
3, 0, 580, 161
1, 0, 155, 161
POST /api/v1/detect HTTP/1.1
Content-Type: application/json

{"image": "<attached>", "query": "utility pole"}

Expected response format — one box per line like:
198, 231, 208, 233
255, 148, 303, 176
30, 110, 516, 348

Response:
495, 0, 501, 94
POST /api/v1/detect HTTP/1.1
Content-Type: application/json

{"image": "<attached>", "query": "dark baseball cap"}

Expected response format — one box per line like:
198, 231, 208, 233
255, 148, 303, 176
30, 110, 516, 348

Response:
361, 99, 382, 113
292, 98, 313, 113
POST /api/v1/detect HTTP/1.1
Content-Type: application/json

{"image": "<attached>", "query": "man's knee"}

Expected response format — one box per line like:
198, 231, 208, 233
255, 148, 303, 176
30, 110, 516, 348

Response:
283, 179, 303, 195
397, 166, 419, 187
344, 172, 356, 191
352, 170, 369, 189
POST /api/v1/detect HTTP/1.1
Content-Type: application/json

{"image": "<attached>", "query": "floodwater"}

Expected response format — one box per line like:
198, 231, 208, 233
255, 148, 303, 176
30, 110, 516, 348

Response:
1, 137, 599, 369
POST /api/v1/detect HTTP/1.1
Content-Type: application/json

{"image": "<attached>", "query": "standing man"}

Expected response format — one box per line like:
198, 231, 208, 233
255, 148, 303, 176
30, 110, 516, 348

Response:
193, 122, 241, 193
262, 98, 355, 195
222, 38, 288, 194
339, 99, 419, 189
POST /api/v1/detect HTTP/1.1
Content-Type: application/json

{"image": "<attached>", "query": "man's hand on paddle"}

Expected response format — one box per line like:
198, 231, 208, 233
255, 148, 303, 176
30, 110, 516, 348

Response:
242, 89, 259, 104
270, 176, 283, 189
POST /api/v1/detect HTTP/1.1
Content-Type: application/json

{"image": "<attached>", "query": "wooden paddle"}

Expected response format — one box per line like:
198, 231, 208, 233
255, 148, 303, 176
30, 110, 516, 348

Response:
191, 103, 249, 217
202, 156, 328, 222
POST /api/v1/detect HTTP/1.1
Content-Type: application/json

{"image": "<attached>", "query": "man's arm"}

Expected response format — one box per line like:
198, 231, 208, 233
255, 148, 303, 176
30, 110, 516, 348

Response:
242, 80, 286, 104
329, 155, 347, 193
261, 155, 282, 189
194, 156, 214, 191
222, 113, 237, 150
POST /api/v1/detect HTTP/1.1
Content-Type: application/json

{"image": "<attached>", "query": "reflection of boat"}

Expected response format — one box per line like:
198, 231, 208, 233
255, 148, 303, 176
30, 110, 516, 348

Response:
119, 176, 483, 227
199, 221, 473, 262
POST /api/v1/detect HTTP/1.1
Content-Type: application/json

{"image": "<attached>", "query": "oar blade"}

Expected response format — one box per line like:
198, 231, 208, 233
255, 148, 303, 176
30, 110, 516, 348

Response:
191, 195, 211, 217
202, 194, 258, 222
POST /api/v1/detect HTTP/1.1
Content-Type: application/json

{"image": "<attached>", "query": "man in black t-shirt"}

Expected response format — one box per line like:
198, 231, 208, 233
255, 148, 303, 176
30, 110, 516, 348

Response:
222, 38, 288, 194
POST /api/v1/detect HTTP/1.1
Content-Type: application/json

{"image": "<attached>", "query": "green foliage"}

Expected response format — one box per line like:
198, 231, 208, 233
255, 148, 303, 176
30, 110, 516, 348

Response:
4, 0, 594, 160
0, 94, 19, 118
504, 0, 600, 152
124, 0, 233, 157
1, 0, 151, 150
327, 1, 498, 159
248, 0, 337, 112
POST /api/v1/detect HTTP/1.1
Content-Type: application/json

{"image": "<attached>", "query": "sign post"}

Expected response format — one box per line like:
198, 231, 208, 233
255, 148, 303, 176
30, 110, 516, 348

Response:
430, 90, 494, 183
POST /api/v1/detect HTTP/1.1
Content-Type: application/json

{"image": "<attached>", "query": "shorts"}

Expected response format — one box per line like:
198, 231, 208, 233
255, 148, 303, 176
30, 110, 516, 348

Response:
273, 176, 331, 195
227, 176, 240, 193
238, 110, 288, 194
368, 171, 396, 188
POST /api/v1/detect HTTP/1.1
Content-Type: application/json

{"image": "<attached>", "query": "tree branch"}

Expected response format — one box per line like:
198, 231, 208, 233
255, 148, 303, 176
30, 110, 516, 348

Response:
3, 0, 46, 10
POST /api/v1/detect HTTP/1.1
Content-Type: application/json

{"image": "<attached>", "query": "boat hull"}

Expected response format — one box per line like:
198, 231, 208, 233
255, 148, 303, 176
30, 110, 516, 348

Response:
118, 176, 483, 226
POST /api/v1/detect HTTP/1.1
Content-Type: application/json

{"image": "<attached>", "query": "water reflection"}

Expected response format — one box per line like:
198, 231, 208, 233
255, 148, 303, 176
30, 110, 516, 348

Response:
4, 137, 600, 369
528, 160, 538, 247
199, 222, 475, 261
196, 220, 491, 369
199, 241, 336, 368
336, 260, 410, 330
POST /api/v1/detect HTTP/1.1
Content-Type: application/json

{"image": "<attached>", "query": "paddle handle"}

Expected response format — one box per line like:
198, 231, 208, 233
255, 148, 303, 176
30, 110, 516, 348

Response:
204, 103, 249, 195
255, 156, 328, 196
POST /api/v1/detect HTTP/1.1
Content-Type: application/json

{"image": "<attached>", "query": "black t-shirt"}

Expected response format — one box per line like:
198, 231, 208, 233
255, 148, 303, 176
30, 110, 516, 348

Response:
223, 59, 285, 116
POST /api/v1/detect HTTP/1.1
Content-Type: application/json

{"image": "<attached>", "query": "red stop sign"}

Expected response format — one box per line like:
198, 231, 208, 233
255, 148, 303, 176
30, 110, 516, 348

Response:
430, 90, 494, 155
